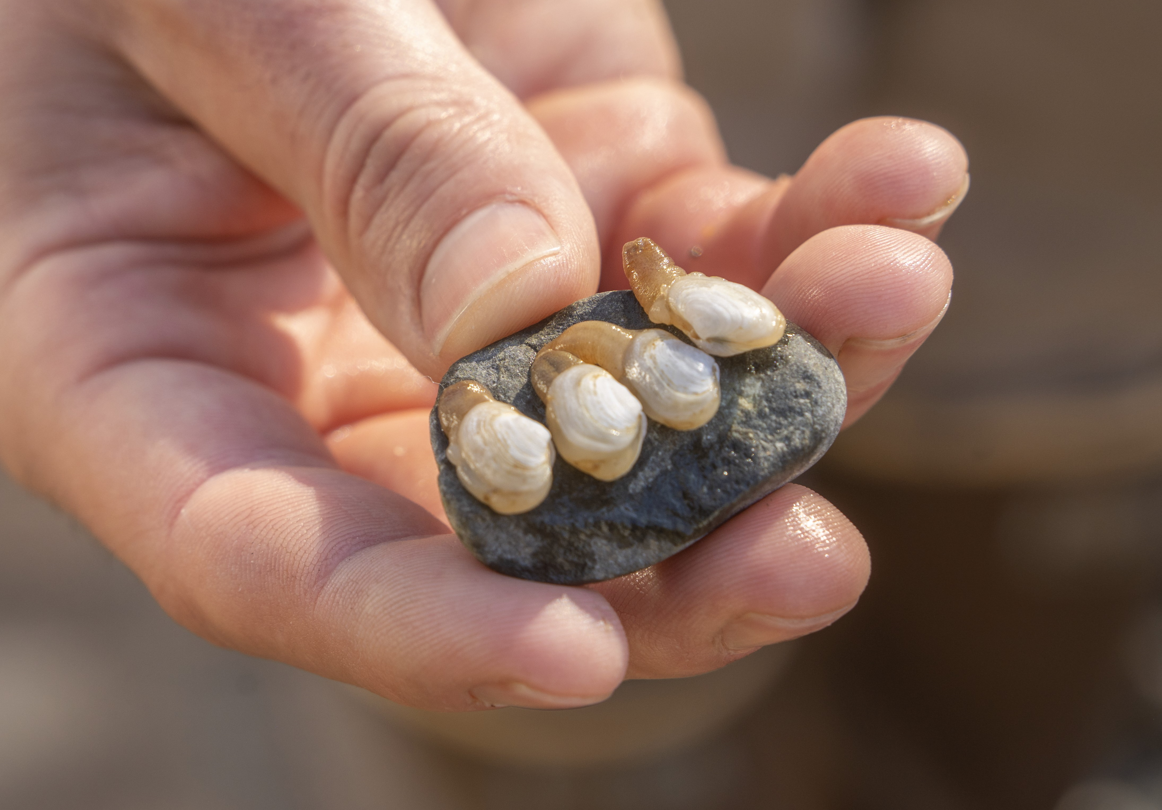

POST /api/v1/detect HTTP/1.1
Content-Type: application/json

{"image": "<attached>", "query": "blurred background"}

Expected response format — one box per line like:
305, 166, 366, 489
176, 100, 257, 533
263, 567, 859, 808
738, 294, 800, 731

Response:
3, 0, 1161, 807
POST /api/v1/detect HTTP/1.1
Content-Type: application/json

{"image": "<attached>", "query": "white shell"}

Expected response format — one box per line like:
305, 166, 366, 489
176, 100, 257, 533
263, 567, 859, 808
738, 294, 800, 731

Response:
652, 274, 784, 357
545, 363, 646, 481
623, 330, 720, 430
445, 400, 555, 514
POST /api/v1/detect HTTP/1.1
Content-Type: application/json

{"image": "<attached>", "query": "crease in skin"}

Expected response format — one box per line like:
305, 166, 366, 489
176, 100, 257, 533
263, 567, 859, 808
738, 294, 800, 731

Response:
840, 289, 952, 351
0, 218, 318, 306
881, 173, 971, 230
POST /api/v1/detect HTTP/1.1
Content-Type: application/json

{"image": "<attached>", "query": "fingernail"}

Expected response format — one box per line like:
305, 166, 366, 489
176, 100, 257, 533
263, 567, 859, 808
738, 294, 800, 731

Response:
836, 292, 951, 400
422, 203, 562, 356
720, 605, 856, 653
841, 289, 952, 353
470, 682, 610, 710
882, 173, 971, 231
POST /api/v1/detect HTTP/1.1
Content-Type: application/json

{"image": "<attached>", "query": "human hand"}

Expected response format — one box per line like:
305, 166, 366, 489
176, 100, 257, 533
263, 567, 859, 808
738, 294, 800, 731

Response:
0, 0, 966, 709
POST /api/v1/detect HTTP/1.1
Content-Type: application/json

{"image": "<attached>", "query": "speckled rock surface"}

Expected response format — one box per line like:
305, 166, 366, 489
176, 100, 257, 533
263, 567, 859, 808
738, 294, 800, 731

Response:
431, 291, 846, 585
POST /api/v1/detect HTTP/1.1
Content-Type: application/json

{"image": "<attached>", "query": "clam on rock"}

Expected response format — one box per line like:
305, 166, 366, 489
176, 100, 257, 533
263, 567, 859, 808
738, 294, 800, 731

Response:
430, 289, 846, 585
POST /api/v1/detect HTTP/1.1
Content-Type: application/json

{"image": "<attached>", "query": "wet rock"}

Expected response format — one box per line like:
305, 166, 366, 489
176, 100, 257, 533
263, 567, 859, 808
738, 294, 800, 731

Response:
430, 291, 846, 585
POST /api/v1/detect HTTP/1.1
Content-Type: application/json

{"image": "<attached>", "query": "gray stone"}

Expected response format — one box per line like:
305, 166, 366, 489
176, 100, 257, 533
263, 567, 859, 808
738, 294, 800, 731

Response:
430, 291, 846, 585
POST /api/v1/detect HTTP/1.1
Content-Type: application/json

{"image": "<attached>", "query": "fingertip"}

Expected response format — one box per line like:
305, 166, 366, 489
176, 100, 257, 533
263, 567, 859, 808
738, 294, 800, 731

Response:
763, 225, 953, 424
764, 116, 969, 266
346, 541, 628, 711
480, 587, 629, 706
766, 485, 871, 613
712, 486, 871, 652
599, 484, 869, 677
830, 117, 969, 218
764, 225, 953, 354
702, 484, 870, 620
882, 172, 971, 239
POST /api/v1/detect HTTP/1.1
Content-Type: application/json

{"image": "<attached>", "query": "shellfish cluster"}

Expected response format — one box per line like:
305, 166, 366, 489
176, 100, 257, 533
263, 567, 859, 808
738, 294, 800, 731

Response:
438, 238, 787, 514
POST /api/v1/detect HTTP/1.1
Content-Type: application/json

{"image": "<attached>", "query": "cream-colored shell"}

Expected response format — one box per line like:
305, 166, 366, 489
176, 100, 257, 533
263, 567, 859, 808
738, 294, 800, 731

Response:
545, 363, 646, 481
650, 273, 785, 357
623, 329, 720, 430
445, 400, 555, 514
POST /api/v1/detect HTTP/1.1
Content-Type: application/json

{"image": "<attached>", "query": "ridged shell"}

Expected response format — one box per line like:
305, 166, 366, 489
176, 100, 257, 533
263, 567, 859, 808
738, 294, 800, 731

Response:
445, 400, 555, 514
545, 364, 646, 481
623, 329, 720, 429
653, 274, 785, 357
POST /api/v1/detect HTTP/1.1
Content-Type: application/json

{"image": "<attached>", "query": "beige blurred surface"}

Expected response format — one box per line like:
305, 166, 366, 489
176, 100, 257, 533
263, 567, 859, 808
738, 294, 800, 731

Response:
675, 0, 1162, 485
822, 0, 1162, 486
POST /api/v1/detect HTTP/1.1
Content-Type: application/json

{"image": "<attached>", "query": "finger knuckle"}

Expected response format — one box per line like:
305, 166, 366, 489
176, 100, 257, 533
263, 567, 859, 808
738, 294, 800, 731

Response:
321, 81, 509, 270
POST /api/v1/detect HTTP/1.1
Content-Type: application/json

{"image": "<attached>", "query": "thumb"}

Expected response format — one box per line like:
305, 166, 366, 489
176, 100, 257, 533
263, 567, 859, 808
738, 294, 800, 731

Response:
107, 0, 600, 374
